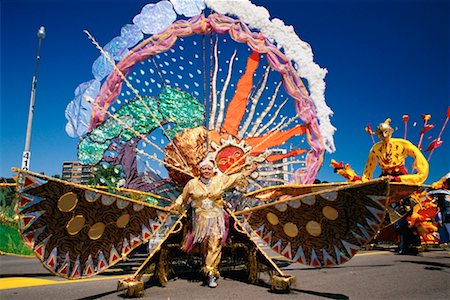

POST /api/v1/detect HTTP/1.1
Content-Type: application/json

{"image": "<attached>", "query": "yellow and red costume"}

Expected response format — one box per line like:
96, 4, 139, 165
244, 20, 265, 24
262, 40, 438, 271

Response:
362, 120, 429, 185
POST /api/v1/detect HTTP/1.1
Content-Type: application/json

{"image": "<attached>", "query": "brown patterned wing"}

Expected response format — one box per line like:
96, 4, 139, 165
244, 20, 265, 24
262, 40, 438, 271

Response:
244, 182, 348, 202
387, 182, 425, 204
16, 171, 170, 279
384, 182, 425, 225
236, 179, 390, 267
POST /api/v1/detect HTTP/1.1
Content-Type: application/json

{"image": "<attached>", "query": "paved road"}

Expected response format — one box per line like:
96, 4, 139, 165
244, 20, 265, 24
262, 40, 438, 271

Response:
1, 249, 449, 299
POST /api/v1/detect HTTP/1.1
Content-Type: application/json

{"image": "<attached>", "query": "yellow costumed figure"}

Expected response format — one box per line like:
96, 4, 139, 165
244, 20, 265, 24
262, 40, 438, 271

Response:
362, 119, 429, 184
172, 159, 253, 288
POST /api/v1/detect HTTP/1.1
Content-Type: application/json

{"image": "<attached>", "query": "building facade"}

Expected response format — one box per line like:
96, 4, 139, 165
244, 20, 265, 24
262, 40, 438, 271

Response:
61, 161, 93, 184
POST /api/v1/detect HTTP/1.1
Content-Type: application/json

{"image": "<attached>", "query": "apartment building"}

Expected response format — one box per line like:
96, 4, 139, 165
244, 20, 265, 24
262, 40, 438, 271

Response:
61, 161, 93, 184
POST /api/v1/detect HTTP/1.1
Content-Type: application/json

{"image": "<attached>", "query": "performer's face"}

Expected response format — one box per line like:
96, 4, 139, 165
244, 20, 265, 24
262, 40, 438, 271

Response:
199, 165, 214, 179
376, 125, 393, 142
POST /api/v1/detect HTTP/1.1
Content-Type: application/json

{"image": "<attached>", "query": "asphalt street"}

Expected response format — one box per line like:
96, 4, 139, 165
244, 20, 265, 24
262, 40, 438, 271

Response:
0, 249, 449, 299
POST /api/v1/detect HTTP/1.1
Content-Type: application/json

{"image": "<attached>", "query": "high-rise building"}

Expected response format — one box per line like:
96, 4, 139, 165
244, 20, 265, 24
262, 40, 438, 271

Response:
61, 161, 93, 184
255, 148, 291, 187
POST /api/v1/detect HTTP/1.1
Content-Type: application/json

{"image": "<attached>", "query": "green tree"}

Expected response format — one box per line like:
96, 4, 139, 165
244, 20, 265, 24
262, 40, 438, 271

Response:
0, 179, 34, 256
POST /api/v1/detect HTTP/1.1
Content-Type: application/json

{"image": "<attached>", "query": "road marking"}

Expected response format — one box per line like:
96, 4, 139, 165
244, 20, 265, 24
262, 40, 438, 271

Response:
0, 275, 128, 290
0, 278, 57, 290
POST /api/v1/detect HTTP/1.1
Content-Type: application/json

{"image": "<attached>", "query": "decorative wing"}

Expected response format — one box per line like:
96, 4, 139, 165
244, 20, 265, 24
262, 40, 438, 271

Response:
236, 179, 395, 267
387, 182, 426, 204
244, 182, 349, 202
16, 170, 171, 279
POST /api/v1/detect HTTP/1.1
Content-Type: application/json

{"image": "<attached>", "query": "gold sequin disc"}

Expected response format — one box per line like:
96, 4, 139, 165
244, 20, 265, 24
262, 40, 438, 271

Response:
66, 215, 85, 235
116, 214, 130, 228
58, 192, 78, 212
306, 220, 322, 237
266, 212, 279, 225
88, 222, 106, 240
322, 206, 339, 220
283, 222, 299, 237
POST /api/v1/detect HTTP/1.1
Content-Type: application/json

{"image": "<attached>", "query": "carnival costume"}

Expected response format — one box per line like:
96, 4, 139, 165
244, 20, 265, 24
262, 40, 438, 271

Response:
362, 119, 429, 185
174, 163, 247, 281
3, 1, 446, 297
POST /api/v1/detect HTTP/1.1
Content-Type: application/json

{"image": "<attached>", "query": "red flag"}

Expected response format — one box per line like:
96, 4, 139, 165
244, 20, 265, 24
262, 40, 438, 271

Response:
424, 138, 442, 152
365, 123, 376, 144
330, 159, 345, 169
447, 106, 450, 118
420, 124, 434, 135
402, 115, 409, 139
365, 123, 373, 135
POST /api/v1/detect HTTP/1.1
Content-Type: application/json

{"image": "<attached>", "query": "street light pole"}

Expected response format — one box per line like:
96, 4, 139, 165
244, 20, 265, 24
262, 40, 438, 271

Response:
22, 26, 46, 170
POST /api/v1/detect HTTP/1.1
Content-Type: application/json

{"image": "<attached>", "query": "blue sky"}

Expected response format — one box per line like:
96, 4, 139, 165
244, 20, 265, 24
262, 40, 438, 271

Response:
0, 0, 448, 184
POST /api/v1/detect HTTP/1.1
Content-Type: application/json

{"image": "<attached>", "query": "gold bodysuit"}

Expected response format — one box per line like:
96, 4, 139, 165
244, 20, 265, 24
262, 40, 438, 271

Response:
175, 173, 247, 277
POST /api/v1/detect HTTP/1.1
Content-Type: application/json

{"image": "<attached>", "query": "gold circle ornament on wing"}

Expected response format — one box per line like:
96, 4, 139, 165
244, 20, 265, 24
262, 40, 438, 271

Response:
58, 192, 78, 212
116, 213, 130, 228
88, 222, 106, 240
323, 206, 339, 220
283, 222, 299, 238
66, 215, 86, 235
306, 220, 322, 237
266, 212, 279, 225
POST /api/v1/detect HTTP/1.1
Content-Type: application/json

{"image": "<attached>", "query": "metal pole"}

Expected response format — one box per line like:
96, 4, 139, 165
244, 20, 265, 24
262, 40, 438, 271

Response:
22, 26, 45, 170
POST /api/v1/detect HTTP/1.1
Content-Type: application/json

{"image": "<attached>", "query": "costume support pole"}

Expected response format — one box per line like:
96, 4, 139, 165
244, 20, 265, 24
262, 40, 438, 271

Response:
22, 26, 46, 170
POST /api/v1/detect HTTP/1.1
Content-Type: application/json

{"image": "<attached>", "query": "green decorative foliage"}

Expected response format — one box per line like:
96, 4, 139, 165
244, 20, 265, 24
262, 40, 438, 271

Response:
158, 86, 205, 139
88, 164, 125, 191
78, 139, 110, 165
78, 86, 205, 165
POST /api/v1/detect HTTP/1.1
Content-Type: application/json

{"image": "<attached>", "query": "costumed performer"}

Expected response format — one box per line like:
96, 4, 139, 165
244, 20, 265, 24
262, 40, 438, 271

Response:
362, 119, 429, 184
170, 158, 256, 288
362, 119, 429, 254
430, 172, 450, 246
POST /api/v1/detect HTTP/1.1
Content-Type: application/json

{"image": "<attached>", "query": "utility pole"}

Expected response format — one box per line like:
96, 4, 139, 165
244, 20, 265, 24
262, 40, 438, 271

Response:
22, 26, 46, 170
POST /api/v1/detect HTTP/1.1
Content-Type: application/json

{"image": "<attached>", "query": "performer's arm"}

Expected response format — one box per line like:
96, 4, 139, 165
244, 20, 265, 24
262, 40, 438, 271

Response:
399, 140, 429, 185
173, 180, 193, 208
221, 163, 257, 190
362, 147, 377, 182
221, 173, 248, 190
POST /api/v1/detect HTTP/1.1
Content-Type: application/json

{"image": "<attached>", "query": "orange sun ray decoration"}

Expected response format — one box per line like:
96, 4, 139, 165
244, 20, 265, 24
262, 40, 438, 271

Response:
206, 51, 310, 176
